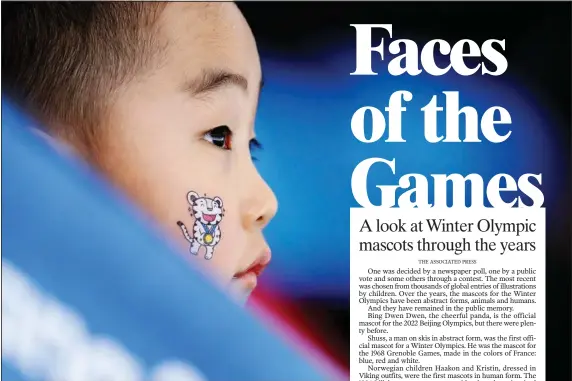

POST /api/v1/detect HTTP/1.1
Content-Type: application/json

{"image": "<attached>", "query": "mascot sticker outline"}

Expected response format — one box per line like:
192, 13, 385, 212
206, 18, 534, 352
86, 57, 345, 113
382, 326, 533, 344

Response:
177, 191, 224, 260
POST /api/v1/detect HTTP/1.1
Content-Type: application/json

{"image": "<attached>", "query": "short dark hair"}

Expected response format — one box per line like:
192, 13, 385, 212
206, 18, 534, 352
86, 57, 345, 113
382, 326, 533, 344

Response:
2, 2, 166, 148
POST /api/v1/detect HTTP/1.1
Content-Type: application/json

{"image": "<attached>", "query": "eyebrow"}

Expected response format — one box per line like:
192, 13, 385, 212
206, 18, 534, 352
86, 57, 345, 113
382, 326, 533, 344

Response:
185, 68, 264, 97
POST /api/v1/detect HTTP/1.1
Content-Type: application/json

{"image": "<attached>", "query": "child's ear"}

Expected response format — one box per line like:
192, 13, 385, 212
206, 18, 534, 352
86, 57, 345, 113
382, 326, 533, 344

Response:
214, 196, 223, 208
187, 191, 199, 205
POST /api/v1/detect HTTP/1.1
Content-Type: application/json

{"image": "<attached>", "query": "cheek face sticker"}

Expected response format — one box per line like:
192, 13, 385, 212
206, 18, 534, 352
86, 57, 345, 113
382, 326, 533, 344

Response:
177, 191, 225, 260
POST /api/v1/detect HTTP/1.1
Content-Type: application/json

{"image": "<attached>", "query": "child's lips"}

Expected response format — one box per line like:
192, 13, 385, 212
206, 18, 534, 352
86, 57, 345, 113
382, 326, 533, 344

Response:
233, 261, 269, 280
232, 271, 258, 293
232, 250, 272, 289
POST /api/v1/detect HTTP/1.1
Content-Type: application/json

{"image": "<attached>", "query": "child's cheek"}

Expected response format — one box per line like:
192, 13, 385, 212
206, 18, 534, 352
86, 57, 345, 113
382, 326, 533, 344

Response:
209, 215, 245, 280
173, 189, 245, 283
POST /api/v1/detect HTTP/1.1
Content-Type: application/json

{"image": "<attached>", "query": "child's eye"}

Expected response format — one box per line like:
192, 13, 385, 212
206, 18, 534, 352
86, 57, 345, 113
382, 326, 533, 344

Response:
204, 125, 232, 150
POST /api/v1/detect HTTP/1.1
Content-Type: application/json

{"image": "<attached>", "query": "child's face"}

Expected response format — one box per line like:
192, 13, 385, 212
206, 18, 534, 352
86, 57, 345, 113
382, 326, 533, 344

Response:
95, 4, 277, 299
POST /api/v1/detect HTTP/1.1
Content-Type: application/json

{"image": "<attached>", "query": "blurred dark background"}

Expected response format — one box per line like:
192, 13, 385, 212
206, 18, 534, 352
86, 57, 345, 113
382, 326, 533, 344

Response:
239, 2, 571, 378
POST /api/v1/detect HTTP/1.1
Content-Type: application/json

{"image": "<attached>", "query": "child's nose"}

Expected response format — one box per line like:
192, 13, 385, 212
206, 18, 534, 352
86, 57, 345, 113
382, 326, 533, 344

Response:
241, 173, 278, 230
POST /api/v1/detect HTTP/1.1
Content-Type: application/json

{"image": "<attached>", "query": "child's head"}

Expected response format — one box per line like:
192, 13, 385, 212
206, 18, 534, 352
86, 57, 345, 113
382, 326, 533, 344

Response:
3, 3, 278, 299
